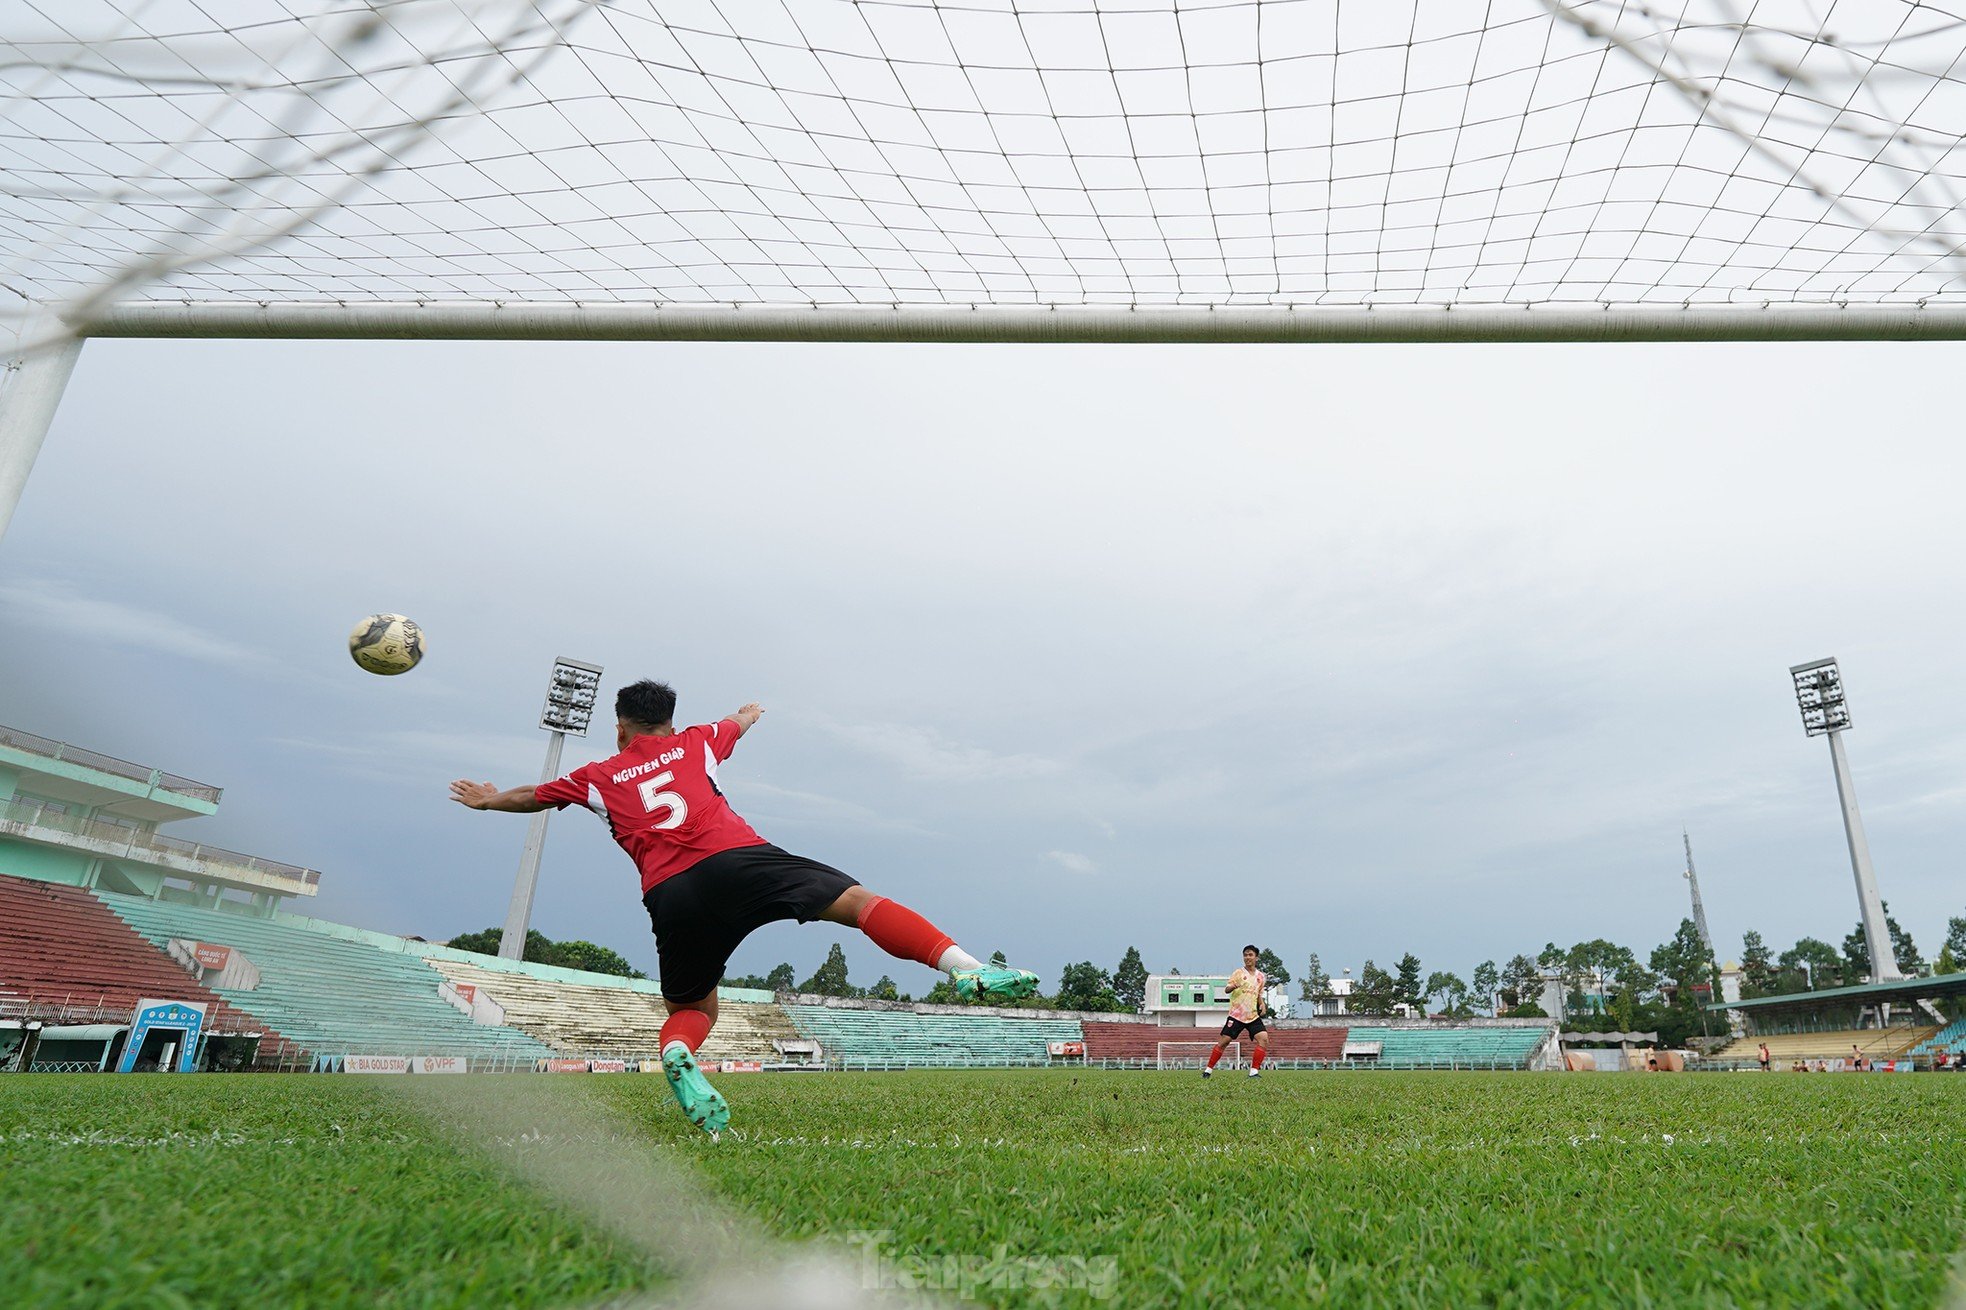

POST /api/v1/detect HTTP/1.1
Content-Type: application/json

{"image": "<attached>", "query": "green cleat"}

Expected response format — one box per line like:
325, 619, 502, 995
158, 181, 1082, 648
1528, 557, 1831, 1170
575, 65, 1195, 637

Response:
661, 1042, 730, 1138
951, 965, 1041, 1002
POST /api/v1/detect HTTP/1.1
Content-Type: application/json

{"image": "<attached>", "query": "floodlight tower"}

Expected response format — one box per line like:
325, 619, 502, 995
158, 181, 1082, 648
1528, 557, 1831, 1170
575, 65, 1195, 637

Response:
1681, 831, 1716, 963
497, 657, 603, 960
1788, 657, 1903, 982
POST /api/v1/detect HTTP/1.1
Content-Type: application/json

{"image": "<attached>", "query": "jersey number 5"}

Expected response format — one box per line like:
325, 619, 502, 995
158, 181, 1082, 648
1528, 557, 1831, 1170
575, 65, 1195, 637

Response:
636, 772, 688, 829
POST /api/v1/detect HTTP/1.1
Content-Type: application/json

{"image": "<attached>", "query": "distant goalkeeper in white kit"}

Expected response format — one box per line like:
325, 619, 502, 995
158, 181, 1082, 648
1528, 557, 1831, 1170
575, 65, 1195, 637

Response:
1203, 944, 1271, 1078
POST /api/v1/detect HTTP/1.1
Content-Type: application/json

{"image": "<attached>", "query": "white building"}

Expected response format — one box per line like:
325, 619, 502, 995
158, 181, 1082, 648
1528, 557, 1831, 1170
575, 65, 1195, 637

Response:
1142, 972, 1297, 1024
1142, 974, 1231, 1027
1304, 969, 1356, 1017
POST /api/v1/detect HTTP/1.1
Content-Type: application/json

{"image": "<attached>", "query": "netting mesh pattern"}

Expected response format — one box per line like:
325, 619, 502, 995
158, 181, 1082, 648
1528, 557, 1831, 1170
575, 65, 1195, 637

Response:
3, 0, 1964, 311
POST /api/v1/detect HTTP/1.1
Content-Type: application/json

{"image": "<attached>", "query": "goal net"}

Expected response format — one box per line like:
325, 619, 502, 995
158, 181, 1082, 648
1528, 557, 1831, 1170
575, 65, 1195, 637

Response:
4, 1, 1966, 343
1158, 1040, 1238, 1071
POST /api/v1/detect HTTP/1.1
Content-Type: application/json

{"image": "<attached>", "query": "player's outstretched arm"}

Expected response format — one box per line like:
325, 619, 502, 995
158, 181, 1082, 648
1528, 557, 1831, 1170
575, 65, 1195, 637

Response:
449, 779, 549, 813
728, 702, 764, 737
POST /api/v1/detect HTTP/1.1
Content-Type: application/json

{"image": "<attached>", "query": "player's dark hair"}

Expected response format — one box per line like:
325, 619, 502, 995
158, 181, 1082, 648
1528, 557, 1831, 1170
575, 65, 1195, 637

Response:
616, 680, 677, 728
1243, 943, 1259, 955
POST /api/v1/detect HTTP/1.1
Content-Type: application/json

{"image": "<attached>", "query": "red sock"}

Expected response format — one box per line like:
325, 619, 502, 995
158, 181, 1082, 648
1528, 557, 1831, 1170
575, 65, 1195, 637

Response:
1252, 1046, 1268, 1070
659, 1008, 712, 1054
856, 895, 955, 970
1206, 1046, 1224, 1069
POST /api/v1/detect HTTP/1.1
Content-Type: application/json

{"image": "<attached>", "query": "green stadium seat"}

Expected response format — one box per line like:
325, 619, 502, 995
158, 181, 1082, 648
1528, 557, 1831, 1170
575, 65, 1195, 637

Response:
1341, 1025, 1548, 1068
784, 1002, 1084, 1067
95, 892, 548, 1068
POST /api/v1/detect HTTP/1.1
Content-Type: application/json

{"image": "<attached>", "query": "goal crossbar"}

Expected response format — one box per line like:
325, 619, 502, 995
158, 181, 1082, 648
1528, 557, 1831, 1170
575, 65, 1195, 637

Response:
69, 302, 1966, 345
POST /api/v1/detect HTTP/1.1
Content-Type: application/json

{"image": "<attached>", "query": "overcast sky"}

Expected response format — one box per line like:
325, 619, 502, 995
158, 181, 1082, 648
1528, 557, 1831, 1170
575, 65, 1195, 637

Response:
2, 337, 1962, 993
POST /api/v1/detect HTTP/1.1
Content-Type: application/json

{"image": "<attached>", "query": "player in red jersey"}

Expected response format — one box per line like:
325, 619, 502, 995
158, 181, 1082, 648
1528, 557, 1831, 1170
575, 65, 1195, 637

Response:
450, 679, 1039, 1136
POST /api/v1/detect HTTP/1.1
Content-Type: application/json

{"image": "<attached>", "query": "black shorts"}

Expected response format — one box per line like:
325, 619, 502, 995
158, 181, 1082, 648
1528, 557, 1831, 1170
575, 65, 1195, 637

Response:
1220, 1016, 1267, 1040
642, 843, 859, 1003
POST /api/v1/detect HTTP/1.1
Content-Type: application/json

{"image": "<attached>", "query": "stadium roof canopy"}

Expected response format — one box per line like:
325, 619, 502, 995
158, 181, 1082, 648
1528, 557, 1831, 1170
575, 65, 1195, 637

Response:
1711, 974, 1966, 1013
5, 0, 1966, 343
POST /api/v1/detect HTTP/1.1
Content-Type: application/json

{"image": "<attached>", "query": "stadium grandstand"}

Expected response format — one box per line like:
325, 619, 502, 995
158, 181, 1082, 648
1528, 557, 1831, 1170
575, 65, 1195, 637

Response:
0, 717, 1571, 1078
1699, 974, 1966, 1071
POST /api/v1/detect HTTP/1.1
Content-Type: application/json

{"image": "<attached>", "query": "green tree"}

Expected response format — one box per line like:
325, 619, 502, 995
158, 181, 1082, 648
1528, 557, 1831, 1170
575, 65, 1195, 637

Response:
1643, 916, 1722, 1038
1499, 954, 1541, 1010
447, 926, 510, 956
1937, 943, 1959, 976
1469, 960, 1499, 1016
1842, 903, 1922, 980
1740, 930, 1775, 998
1649, 919, 1713, 1021
447, 927, 645, 978
1393, 952, 1424, 1013
1424, 971, 1469, 1018
1840, 925, 1869, 983
1300, 952, 1332, 1004
766, 962, 796, 992
552, 939, 641, 979
1056, 961, 1122, 1012
867, 975, 900, 1001
1253, 947, 1291, 988
449, 926, 553, 961
1778, 937, 1844, 993
1944, 915, 1966, 966
1113, 947, 1148, 1011
1556, 940, 1640, 1019
1889, 906, 1923, 973
919, 978, 969, 1006
1608, 953, 1660, 1035
1353, 959, 1397, 1016
800, 943, 857, 997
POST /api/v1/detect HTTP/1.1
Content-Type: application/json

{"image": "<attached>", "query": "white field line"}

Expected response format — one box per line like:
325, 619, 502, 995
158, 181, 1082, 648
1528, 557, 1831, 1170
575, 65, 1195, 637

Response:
388, 1076, 943, 1310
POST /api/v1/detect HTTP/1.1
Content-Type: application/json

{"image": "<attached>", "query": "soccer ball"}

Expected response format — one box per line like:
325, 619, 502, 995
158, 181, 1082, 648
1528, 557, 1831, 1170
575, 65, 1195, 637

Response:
348, 613, 425, 675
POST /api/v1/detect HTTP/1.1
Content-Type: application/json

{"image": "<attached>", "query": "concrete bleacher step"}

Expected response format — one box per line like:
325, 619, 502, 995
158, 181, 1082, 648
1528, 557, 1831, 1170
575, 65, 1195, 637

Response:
425, 957, 797, 1060
1717, 1027, 1940, 1064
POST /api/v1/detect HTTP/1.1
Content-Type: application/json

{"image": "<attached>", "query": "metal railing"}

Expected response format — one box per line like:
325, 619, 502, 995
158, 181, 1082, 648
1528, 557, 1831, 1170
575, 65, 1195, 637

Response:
0, 990, 265, 1033
0, 723, 222, 802
814, 1056, 1536, 1073
0, 797, 320, 887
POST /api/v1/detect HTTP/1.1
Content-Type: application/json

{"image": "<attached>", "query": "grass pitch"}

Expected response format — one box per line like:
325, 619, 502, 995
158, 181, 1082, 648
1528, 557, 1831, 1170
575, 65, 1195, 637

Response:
4, 1070, 1963, 1308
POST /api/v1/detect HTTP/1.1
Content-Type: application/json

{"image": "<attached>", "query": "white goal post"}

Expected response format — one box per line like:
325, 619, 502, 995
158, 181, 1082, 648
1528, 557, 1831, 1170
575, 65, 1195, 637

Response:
10, 0, 1966, 540
9, 1, 1966, 342
1158, 1040, 1239, 1071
